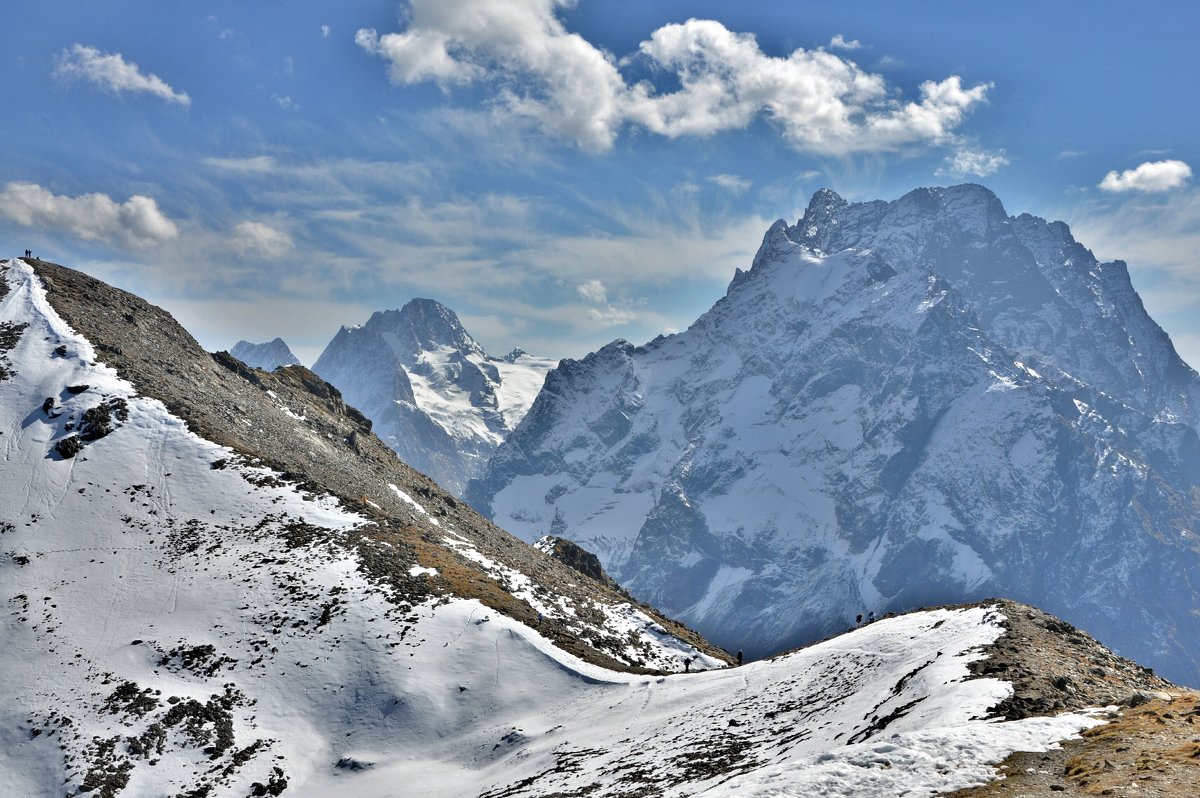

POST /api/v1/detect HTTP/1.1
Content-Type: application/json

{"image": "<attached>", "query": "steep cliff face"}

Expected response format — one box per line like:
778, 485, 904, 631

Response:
313, 299, 554, 495
468, 185, 1200, 685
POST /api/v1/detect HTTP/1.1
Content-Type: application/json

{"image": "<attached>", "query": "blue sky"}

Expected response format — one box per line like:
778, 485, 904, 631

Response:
2, 1, 1198, 367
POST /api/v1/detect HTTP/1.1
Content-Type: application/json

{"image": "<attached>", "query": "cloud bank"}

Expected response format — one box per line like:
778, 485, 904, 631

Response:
54, 44, 191, 106
1099, 160, 1192, 193
0, 182, 179, 248
357, 1, 988, 154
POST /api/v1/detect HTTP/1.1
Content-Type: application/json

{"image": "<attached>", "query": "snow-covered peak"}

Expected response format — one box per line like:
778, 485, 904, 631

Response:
471, 185, 1200, 685
228, 337, 300, 371
312, 298, 555, 495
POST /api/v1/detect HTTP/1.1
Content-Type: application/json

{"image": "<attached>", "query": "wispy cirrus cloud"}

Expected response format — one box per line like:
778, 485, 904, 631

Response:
1099, 160, 1192, 193
709, 173, 752, 194
53, 44, 191, 106
356, 0, 989, 155
0, 182, 178, 248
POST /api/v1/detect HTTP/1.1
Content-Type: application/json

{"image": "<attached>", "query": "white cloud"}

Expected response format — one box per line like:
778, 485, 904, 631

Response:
1099, 160, 1192, 193
1057, 149, 1084, 159
587, 305, 635, 325
0, 182, 178, 248
936, 146, 1010, 178
53, 44, 190, 106
230, 221, 294, 260
321, 25, 331, 38
576, 278, 608, 303
829, 34, 861, 51
709, 173, 752, 194
203, 156, 277, 174
356, 2, 989, 154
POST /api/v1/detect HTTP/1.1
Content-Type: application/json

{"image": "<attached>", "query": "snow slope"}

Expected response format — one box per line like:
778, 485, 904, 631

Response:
0, 258, 706, 796
312, 300, 554, 495
469, 185, 1200, 686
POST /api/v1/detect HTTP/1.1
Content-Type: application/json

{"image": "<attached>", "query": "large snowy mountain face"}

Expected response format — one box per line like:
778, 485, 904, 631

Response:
469, 185, 1200, 686
313, 299, 554, 496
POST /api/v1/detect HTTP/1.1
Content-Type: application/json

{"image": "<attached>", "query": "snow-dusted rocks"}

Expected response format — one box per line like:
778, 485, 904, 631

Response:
468, 185, 1200, 685
229, 337, 300, 371
313, 299, 554, 495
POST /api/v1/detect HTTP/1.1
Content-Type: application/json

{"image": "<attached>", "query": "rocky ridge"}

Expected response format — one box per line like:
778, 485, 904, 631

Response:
21, 258, 726, 673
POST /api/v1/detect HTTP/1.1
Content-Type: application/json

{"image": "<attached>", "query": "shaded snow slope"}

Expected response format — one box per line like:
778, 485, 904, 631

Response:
469, 185, 1200, 686
229, 337, 300, 371
312, 299, 555, 495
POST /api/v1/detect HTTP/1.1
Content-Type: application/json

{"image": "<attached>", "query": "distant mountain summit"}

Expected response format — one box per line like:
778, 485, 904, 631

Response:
229, 337, 300, 371
468, 184, 1200, 685
313, 298, 555, 495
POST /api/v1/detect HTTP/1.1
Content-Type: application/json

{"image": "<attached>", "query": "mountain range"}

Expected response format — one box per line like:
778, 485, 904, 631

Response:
467, 184, 1200, 686
2, 252, 1194, 796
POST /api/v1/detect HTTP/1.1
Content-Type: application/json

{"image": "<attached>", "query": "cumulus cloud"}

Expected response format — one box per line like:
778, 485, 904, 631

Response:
828, 34, 861, 50
936, 146, 1010, 178
321, 25, 331, 38
1099, 160, 1192, 193
230, 221, 294, 260
0, 182, 178, 248
576, 278, 608, 303
53, 44, 191, 106
356, 1, 988, 154
709, 173, 752, 194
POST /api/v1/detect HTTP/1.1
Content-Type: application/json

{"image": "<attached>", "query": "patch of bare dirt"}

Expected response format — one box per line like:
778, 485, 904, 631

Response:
947, 690, 1200, 797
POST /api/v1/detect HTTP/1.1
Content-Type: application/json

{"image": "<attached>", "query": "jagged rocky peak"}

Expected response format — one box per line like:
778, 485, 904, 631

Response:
469, 184, 1200, 686
363, 297, 485, 360
229, 337, 301, 371
312, 296, 556, 497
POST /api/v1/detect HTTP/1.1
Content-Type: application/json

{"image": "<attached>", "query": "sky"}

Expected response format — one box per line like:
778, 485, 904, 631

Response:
2, 0, 1198, 367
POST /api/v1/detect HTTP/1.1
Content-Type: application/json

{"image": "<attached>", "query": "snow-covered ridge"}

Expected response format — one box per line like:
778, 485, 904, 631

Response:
1, 258, 722, 796
312, 298, 555, 495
